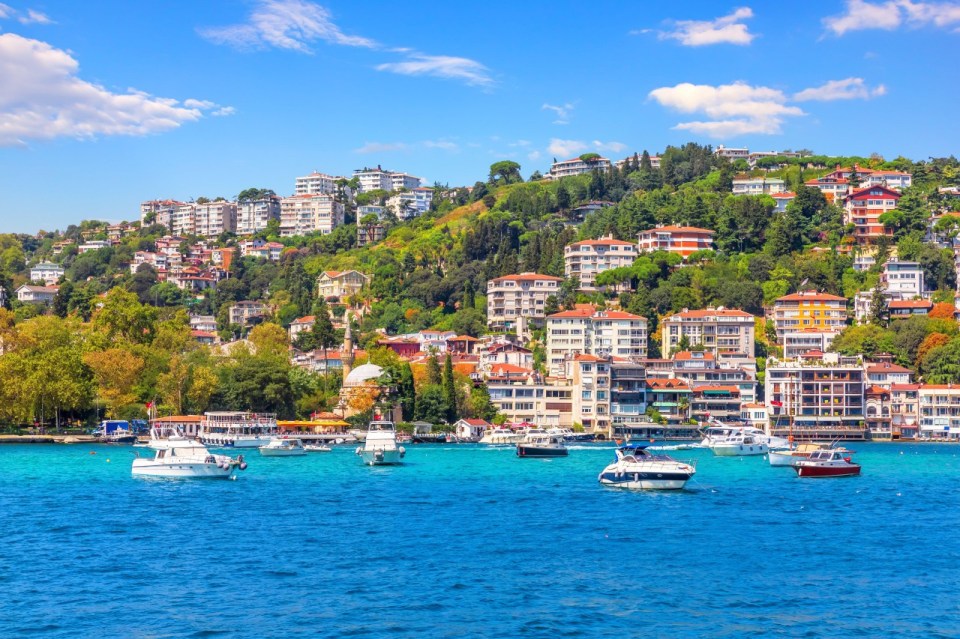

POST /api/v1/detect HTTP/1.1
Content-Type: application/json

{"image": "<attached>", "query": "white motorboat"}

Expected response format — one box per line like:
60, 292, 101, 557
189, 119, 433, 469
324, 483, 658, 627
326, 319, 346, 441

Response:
710, 432, 769, 457
355, 420, 405, 465
132, 435, 246, 479
768, 443, 827, 467
516, 430, 568, 458
478, 427, 523, 445
95, 420, 138, 444
598, 445, 697, 490
699, 421, 790, 450
259, 438, 307, 456
198, 411, 278, 448
304, 443, 332, 452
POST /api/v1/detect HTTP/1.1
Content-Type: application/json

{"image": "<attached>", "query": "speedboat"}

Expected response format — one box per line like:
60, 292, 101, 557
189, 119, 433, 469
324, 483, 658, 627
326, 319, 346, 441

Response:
132, 436, 247, 479
768, 443, 827, 467
710, 432, 769, 457
794, 448, 861, 477
598, 445, 696, 490
478, 427, 523, 445
356, 420, 405, 465
699, 421, 790, 449
259, 438, 307, 456
516, 430, 568, 458
304, 443, 332, 452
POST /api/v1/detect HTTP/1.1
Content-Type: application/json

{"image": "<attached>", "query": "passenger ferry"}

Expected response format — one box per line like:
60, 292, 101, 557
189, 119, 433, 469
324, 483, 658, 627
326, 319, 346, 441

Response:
198, 411, 278, 448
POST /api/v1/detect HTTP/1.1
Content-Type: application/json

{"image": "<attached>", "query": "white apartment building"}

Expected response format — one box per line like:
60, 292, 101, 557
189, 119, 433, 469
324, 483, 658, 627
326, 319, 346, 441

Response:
661, 308, 756, 358
228, 301, 270, 327
487, 378, 574, 428
882, 259, 925, 299
391, 172, 422, 191
919, 385, 960, 440
732, 177, 786, 195
280, 194, 344, 237
29, 262, 64, 285
16, 284, 58, 304
353, 167, 422, 193
563, 238, 639, 290
194, 201, 237, 237
547, 156, 612, 179
295, 171, 338, 195
171, 203, 196, 236
486, 273, 563, 332
78, 240, 111, 254
570, 355, 650, 437
140, 200, 183, 228
546, 308, 648, 378
386, 187, 434, 220
237, 197, 282, 235
714, 145, 749, 160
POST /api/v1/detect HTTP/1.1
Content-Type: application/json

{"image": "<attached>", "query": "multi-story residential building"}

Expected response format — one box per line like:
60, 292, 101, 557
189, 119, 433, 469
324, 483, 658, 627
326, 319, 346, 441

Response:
570, 355, 650, 437
690, 385, 742, 422
140, 200, 183, 228
486, 273, 563, 332
765, 353, 867, 440
714, 145, 749, 160
772, 290, 847, 342
804, 175, 851, 202
280, 194, 344, 237
844, 185, 901, 244
891, 383, 921, 439
288, 315, 317, 343
546, 308, 648, 378
741, 403, 769, 430
732, 176, 786, 195
78, 240, 112, 254
194, 201, 237, 237
189, 315, 218, 333
228, 301, 270, 327
390, 172, 422, 191
865, 362, 913, 389
771, 192, 795, 212
546, 156, 612, 180
615, 155, 660, 170
882, 259, 925, 299
637, 225, 715, 259
239, 240, 285, 261
386, 187, 434, 220
481, 342, 535, 372
564, 238, 639, 290
661, 308, 756, 359
29, 262, 64, 285
317, 270, 371, 300
487, 375, 573, 428
861, 170, 912, 190
918, 384, 960, 440
352, 167, 421, 193
357, 222, 386, 247
645, 379, 696, 429
16, 284, 58, 304
888, 299, 933, 318
294, 171, 338, 195
171, 203, 196, 236
237, 196, 282, 235
781, 329, 839, 359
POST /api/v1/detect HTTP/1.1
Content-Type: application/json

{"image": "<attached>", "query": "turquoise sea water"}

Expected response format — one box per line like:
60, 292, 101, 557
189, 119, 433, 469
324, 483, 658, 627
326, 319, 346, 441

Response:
1, 442, 959, 638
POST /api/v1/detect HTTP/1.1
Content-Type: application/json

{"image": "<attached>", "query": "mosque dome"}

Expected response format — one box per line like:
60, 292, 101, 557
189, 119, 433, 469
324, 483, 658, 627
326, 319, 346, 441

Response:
344, 363, 384, 387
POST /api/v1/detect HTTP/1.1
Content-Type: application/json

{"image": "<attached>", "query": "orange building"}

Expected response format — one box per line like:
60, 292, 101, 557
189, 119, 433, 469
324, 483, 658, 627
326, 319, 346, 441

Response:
637, 225, 714, 259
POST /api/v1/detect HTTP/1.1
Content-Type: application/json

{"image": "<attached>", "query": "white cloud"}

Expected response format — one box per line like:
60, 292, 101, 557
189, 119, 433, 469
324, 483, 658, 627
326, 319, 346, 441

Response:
212, 106, 237, 117
659, 7, 757, 46
648, 81, 804, 137
794, 77, 887, 101
528, 150, 542, 161
508, 139, 531, 148
199, 0, 376, 53
20, 9, 52, 24
0, 4, 12, 19
354, 141, 407, 154
548, 138, 588, 158
376, 54, 493, 87
423, 139, 458, 151
542, 102, 574, 124
0, 33, 227, 146
593, 140, 626, 153
824, 0, 960, 36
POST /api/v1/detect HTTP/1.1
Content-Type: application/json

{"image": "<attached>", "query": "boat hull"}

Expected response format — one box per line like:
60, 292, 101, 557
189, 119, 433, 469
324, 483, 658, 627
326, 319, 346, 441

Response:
768, 451, 806, 467
794, 464, 861, 478
200, 435, 274, 448
598, 470, 693, 490
516, 445, 568, 458
132, 460, 234, 479
258, 448, 306, 457
712, 443, 768, 456
360, 449, 404, 465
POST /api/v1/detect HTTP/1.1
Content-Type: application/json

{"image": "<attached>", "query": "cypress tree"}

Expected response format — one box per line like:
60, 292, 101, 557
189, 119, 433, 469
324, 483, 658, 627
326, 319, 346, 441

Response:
443, 353, 457, 423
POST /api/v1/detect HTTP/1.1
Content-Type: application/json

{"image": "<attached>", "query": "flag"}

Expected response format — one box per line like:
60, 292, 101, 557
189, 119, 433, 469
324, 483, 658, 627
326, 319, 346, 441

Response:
770, 400, 783, 407
145, 401, 152, 409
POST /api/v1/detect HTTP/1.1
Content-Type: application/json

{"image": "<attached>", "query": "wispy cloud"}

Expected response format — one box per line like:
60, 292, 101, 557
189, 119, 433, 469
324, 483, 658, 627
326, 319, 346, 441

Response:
0, 4, 11, 19
376, 54, 493, 87
198, 0, 376, 53
0, 33, 227, 146
657, 7, 757, 46
593, 140, 627, 153
548, 139, 589, 158
528, 150, 542, 161
648, 81, 804, 137
793, 77, 887, 101
542, 102, 574, 124
824, 0, 960, 36
353, 142, 408, 154
0, 4, 54, 24
423, 139, 459, 151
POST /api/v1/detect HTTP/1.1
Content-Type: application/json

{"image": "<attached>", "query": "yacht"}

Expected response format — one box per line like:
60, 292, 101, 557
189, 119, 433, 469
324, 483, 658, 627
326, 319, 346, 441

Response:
699, 421, 790, 450
710, 432, 769, 457
304, 443, 333, 452
598, 445, 697, 490
478, 427, 524, 445
95, 420, 138, 444
516, 430, 568, 458
132, 432, 247, 479
259, 438, 307, 456
198, 411, 278, 448
794, 448, 861, 478
355, 420, 406, 465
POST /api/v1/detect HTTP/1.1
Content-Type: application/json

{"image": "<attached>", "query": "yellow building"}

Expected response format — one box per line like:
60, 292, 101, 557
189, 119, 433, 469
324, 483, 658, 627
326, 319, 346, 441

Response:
773, 291, 847, 342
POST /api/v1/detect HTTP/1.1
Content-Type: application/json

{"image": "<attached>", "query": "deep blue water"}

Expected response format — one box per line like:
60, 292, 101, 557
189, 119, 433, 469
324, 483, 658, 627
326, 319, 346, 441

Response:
1, 442, 959, 638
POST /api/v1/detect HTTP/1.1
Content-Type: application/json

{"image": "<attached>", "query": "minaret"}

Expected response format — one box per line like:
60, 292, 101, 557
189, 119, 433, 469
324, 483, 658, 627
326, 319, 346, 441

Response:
341, 311, 354, 381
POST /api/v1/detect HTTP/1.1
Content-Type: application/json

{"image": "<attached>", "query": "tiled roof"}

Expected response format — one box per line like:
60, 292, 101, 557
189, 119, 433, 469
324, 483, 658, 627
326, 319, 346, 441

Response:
669, 308, 754, 319
776, 291, 847, 302
641, 225, 715, 234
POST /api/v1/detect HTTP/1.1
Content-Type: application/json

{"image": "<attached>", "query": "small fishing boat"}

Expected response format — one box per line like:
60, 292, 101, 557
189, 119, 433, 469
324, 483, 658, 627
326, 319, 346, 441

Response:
516, 430, 568, 458
304, 443, 332, 452
259, 438, 307, 456
768, 443, 828, 467
598, 445, 696, 490
794, 448, 861, 478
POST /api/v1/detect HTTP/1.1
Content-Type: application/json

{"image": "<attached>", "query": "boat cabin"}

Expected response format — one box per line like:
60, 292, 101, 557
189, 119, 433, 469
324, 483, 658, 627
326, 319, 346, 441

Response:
368, 421, 395, 432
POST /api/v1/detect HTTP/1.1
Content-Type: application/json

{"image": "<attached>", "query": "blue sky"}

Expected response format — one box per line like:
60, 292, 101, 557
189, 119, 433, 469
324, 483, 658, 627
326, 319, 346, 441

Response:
1, 0, 959, 233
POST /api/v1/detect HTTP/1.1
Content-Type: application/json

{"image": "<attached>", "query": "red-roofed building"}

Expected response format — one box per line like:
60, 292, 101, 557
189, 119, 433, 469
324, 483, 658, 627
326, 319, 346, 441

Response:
191, 330, 219, 346
691, 385, 742, 421
289, 316, 316, 342
662, 307, 757, 359
771, 192, 796, 212
804, 176, 850, 202
547, 308, 648, 377
844, 185, 901, 244
865, 362, 913, 388
637, 225, 715, 258
888, 299, 933, 318
486, 273, 564, 333
563, 237, 639, 290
